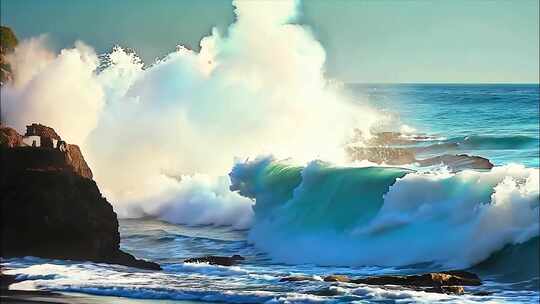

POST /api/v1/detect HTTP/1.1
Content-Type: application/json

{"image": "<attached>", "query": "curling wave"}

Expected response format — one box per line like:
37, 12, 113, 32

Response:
230, 157, 539, 269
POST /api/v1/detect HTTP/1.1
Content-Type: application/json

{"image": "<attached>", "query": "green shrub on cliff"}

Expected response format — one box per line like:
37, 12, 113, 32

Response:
0, 26, 18, 52
0, 26, 18, 83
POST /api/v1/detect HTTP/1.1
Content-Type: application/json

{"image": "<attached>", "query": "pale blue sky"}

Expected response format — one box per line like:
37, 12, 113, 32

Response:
1, 0, 538, 83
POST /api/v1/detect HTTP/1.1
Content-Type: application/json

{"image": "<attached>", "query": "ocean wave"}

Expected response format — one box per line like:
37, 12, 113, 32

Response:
230, 157, 539, 269
446, 135, 538, 150
474, 236, 539, 289
163, 262, 249, 276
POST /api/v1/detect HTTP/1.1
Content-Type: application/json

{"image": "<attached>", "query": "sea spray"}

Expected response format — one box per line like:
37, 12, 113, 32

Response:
1, 0, 379, 216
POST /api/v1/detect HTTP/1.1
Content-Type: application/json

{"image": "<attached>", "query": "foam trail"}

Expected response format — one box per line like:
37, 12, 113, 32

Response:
1, 0, 379, 224
230, 158, 539, 268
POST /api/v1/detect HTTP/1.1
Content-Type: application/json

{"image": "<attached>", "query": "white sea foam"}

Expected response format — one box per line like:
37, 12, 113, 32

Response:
164, 262, 249, 276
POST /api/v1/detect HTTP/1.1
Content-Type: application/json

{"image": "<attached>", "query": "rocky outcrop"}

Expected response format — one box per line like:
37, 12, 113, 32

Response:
0, 124, 160, 270
281, 270, 482, 295
417, 154, 493, 171
184, 255, 245, 266
323, 275, 350, 282
66, 144, 93, 179
350, 271, 481, 286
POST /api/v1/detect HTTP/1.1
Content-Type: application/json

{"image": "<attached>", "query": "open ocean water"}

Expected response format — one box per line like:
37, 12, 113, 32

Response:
2, 84, 539, 303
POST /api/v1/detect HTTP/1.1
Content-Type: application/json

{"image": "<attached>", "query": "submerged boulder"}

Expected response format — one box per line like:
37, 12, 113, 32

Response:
0, 124, 160, 270
279, 275, 320, 282
323, 275, 350, 283
417, 154, 493, 171
350, 271, 481, 287
307, 271, 481, 295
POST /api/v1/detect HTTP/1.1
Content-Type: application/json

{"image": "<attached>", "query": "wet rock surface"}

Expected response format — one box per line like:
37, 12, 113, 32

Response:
281, 270, 483, 295
323, 275, 351, 282
350, 271, 481, 286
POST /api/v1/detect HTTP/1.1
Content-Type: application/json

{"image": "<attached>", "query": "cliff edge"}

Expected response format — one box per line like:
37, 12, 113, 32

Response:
0, 124, 161, 270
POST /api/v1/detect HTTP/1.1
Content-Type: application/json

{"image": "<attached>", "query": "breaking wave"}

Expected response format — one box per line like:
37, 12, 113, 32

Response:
230, 157, 539, 269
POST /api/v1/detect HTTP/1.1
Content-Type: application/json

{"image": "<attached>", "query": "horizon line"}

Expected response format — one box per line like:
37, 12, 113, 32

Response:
345, 82, 540, 85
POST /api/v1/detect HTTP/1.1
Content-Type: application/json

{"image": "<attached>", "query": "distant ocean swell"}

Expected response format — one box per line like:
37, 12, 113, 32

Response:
229, 157, 539, 272
443, 135, 539, 150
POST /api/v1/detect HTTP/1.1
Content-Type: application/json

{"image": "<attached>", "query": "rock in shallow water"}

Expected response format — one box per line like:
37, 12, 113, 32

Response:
350, 271, 481, 287
279, 275, 320, 282
323, 275, 350, 283
183, 255, 245, 266
283, 271, 482, 295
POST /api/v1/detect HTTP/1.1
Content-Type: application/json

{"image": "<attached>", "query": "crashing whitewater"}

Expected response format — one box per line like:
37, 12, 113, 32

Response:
1, 0, 538, 272
231, 157, 539, 269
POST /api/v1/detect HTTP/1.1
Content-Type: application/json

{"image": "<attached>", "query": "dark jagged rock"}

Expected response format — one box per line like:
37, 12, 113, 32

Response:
184, 255, 245, 266
440, 270, 482, 281
0, 124, 160, 271
66, 144, 93, 179
285, 271, 482, 295
309, 287, 343, 296
417, 154, 493, 171
323, 275, 350, 283
350, 271, 481, 287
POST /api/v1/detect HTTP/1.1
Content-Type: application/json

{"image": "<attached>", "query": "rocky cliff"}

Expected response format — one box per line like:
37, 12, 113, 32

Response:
0, 125, 160, 270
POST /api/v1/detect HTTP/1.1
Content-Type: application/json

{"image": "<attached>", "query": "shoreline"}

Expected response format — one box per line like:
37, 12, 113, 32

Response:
1, 289, 209, 304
